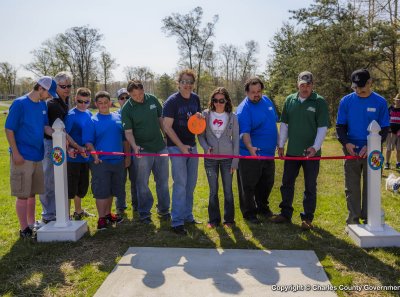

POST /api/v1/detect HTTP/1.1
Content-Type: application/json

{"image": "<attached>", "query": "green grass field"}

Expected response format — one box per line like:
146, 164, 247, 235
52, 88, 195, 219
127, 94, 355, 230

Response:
0, 112, 399, 297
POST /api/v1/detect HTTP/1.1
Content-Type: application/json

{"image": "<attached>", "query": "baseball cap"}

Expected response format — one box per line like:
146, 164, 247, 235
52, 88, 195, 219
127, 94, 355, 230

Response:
37, 76, 58, 98
351, 69, 370, 88
298, 71, 313, 85
117, 88, 128, 98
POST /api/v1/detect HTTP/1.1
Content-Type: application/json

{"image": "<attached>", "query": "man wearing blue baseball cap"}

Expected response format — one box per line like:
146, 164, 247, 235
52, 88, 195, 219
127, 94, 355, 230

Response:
5, 76, 57, 239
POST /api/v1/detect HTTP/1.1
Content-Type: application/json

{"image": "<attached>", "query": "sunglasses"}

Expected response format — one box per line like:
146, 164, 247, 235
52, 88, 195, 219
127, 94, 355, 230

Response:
59, 84, 72, 89
212, 98, 226, 104
119, 96, 129, 100
180, 80, 194, 85
77, 99, 90, 104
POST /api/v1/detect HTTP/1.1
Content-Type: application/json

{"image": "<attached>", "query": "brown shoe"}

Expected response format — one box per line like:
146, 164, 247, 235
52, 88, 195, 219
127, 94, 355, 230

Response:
270, 214, 290, 223
301, 220, 314, 230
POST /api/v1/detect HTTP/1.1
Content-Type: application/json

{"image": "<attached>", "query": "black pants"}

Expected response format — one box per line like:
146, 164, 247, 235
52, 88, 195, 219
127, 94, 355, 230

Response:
237, 159, 275, 220
279, 157, 320, 221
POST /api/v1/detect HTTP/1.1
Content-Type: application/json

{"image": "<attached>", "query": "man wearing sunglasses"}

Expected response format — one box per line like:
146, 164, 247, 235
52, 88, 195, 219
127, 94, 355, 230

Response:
272, 71, 329, 231
40, 71, 84, 225
65, 88, 94, 221
115, 88, 138, 219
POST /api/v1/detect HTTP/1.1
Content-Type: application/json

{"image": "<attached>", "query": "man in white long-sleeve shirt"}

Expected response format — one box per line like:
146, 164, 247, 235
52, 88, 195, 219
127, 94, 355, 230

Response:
271, 71, 329, 230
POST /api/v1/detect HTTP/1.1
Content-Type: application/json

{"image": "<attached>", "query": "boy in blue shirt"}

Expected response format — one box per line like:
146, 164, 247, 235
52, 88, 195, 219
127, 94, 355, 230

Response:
5, 76, 57, 238
84, 91, 130, 230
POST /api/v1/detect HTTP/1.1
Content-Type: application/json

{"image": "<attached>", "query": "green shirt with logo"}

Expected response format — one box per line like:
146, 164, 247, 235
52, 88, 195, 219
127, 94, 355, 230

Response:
121, 93, 165, 153
281, 91, 329, 156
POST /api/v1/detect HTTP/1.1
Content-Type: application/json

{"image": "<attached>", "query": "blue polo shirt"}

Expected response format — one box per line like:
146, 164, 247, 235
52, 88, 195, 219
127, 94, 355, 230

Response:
336, 91, 390, 148
83, 112, 124, 163
65, 108, 92, 163
5, 95, 48, 161
236, 96, 278, 156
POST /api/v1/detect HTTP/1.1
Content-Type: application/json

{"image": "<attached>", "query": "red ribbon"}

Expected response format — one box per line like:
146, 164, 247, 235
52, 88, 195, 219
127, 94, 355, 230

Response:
89, 150, 361, 161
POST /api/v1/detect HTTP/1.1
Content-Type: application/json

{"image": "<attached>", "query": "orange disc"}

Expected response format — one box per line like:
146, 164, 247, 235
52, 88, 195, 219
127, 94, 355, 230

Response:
187, 115, 206, 135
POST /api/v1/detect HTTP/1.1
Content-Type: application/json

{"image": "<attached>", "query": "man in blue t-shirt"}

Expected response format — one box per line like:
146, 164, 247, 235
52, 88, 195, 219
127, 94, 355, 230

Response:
163, 69, 202, 235
336, 69, 389, 225
236, 77, 278, 224
5, 76, 57, 238
83, 91, 130, 230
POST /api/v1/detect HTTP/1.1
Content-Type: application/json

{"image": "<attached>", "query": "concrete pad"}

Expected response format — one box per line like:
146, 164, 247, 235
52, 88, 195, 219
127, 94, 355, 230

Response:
37, 220, 87, 242
347, 224, 400, 248
95, 247, 336, 297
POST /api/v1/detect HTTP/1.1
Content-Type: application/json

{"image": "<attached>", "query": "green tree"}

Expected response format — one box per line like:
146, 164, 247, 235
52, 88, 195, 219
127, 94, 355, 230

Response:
155, 73, 176, 101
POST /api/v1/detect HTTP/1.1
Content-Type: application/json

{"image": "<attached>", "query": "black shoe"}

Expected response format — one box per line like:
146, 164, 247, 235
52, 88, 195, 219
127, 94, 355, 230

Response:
19, 227, 33, 239
257, 209, 274, 218
140, 217, 153, 225
186, 219, 202, 225
245, 217, 261, 225
159, 213, 171, 221
171, 225, 187, 235
42, 218, 56, 224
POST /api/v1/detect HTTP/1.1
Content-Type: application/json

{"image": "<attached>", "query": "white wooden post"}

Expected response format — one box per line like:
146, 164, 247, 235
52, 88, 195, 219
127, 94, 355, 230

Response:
52, 118, 71, 228
346, 120, 400, 247
37, 118, 87, 242
366, 120, 383, 232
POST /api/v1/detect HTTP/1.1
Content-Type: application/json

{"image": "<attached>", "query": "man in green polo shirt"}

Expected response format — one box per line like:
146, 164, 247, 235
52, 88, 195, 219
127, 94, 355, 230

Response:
271, 71, 329, 230
121, 80, 170, 224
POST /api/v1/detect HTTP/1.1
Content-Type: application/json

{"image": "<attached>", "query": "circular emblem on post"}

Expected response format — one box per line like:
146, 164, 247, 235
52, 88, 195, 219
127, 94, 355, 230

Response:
52, 146, 65, 166
368, 150, 383, 170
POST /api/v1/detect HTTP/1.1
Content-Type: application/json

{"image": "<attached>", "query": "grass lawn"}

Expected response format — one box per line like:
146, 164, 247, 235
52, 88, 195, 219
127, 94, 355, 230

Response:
0, 112, 399, 297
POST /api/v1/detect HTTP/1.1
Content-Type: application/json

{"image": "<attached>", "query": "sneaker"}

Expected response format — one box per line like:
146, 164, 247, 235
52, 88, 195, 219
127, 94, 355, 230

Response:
257, 209, 274, 218
171, 225, 187, 235
158, 213, 171, 221
301, 220, 314, 230
186, 219, 202, 225
396, 162, 400, 169
207, 222, 218, 229
97, 217, 108, 230
270, 214, 291, 224
73, 211, 83, 221
19, 226, 33, 239
140, 217, 153, 224
106, 213, 124, 224
81, 209, 95, 217
42, 218, 56, 224
223, 222, 235, 228
384, 163, 390, 169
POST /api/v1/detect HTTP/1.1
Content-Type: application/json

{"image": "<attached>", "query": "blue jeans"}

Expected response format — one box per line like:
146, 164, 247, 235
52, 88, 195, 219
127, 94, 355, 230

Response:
136, 148, 170, 220
204, 158, 234, 224
39, 139, 56, 221
168, 146, 199, 227
115, 156, 138, 211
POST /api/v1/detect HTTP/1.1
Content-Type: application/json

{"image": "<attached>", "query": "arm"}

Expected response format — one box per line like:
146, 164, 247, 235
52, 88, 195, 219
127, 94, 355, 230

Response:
5, 128, 24, 165
306, 126, 328, 157
241, 133, 258, 156
123, 140, 131, 168
85, 142, 100, 164
163, 117, 190, 154
278, 122, 288, 157
231, 115, 240, 172
124, 129, 141, 156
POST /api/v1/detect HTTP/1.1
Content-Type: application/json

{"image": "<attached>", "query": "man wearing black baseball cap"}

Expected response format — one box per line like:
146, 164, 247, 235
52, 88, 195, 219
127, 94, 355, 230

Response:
336, 69, 390, 225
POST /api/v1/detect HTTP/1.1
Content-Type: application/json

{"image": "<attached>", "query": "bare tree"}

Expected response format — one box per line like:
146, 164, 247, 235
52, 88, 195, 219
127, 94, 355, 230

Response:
162, 6, 218, 93
0, 62, 17, 94
57, 25, 103, 87
240, 40, 259, 82
124, 66, 155, 93
98, 51, 117, 91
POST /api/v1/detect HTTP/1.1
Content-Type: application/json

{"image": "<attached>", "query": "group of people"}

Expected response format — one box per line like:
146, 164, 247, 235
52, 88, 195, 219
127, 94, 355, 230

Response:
5, 67, 390, 239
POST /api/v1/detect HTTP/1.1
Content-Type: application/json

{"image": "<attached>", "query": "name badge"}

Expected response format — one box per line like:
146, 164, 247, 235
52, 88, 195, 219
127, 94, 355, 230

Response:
367, 108, 376, 112
268, 107, 273, 110
307, 107, 316, 112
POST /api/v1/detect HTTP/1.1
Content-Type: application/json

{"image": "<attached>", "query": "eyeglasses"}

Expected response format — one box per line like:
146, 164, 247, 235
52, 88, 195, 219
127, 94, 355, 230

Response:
59, 84, 72, 89
79, 92, 90, 97
212, 98, 226, 104
180, 80, 194, 85
76, 99, 90, 104
119, 96, 129, 100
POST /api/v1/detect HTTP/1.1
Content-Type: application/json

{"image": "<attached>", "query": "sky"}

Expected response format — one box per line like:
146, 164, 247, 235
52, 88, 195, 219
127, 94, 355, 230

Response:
0, 0, 314, 81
